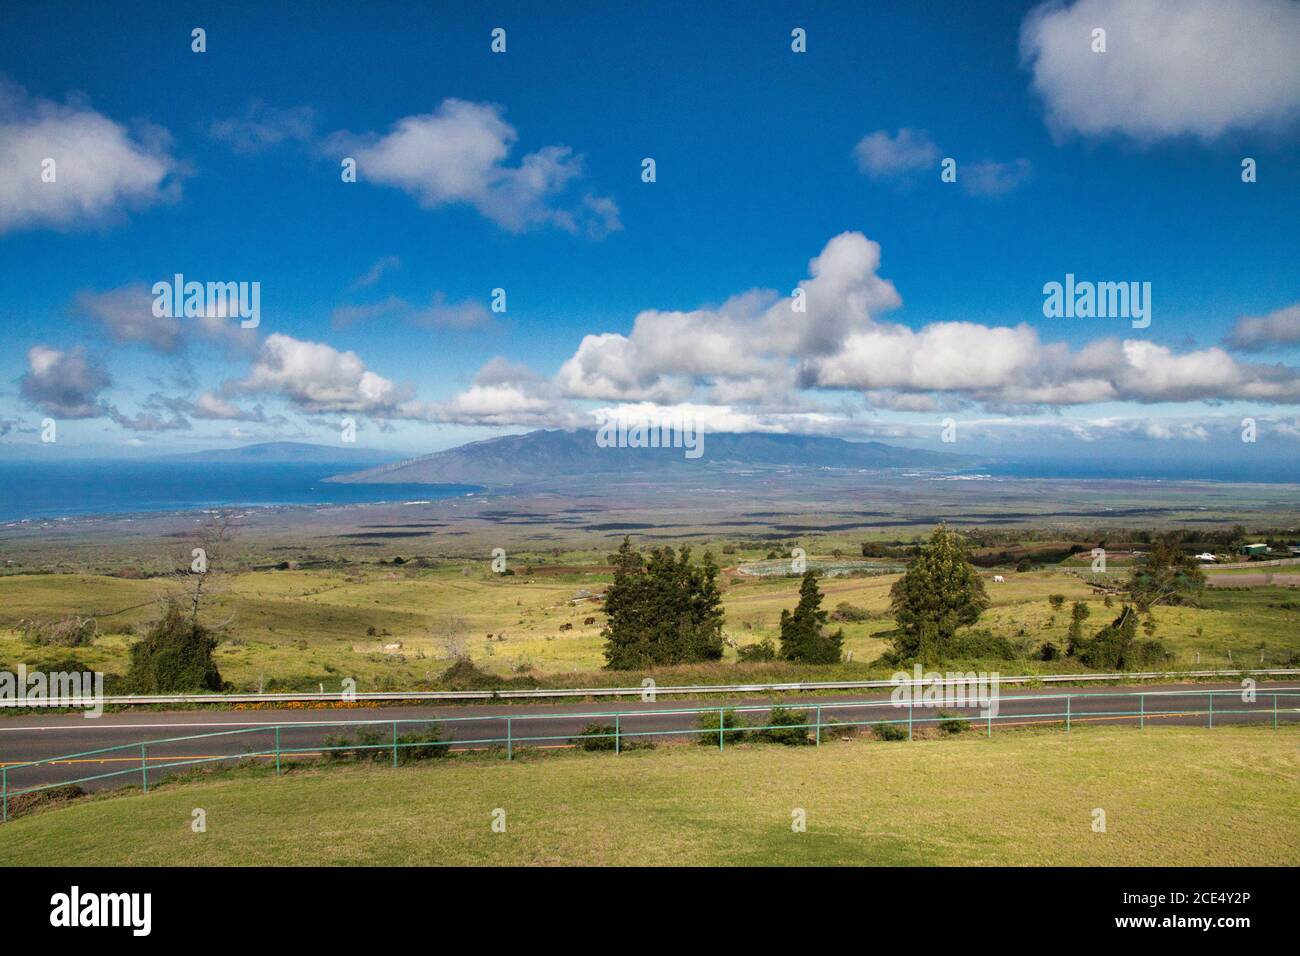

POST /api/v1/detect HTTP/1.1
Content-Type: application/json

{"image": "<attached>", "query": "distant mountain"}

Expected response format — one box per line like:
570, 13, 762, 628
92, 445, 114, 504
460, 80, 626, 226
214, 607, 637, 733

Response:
159, 441, 405, 465
329, 429, 971, 486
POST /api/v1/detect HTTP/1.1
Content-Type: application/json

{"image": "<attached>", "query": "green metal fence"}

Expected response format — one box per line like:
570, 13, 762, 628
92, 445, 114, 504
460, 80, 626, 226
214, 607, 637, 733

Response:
3, 688, 1296, 823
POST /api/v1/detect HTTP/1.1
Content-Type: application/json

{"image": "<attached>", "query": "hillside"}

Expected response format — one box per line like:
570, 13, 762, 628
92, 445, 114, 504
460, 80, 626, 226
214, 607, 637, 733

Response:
328, 429, 970, 486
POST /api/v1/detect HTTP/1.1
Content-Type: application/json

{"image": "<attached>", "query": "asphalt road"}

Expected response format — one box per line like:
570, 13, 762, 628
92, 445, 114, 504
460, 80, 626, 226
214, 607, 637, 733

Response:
3, 682, 1298, 797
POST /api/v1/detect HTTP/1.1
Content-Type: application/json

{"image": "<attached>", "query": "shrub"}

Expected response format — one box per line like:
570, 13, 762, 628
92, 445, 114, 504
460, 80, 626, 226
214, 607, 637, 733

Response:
1039, 641, 1061, 661
737, 638, 776, 662
874, 721, 909, 741
576, 722, 618, 751
19, 616, 98, 648
936, 710, 970, 734
395, 726, 450, 763
831, 602, 872, 623
123, 600, 223, 693
947, 630, 1018, 660
696, 708, 747, 745
752, 705, 812, 745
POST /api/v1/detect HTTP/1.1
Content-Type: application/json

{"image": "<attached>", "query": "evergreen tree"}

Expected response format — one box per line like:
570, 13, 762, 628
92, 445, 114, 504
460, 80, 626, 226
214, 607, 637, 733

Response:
888, 525, 989, 661
1066, 600, 1091, 653
778, 571, 844, 663
602, 538, 725, 669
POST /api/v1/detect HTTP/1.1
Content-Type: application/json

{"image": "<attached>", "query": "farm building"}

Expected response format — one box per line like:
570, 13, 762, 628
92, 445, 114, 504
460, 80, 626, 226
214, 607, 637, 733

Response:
1241, 543, 1270, 557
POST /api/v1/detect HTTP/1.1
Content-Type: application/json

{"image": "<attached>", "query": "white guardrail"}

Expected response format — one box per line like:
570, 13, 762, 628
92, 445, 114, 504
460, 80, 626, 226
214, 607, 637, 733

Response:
5, 668, 1297, 708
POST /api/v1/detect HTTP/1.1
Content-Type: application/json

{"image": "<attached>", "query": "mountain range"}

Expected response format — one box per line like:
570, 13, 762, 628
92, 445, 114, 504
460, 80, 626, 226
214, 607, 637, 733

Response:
328, 429, 969, 486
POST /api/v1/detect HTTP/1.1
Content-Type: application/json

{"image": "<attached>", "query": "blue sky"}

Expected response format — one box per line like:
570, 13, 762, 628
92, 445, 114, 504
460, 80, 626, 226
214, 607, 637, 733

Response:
1, 0, 1298, 470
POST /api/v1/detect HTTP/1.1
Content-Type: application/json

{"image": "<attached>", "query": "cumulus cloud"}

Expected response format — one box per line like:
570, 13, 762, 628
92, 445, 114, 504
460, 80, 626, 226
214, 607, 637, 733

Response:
209, 101, 316, 153
19, 345, 111, 417
0, 79, 180, 234
433, 358, 578, 428
558, 232, 902, 402
1225, 303, 1300, 351
803, 324, 1300, 406
545, 231, 1300, 418
230, 333, 433, 420
1020, 0, 1300, 141
330, 99, 620, 235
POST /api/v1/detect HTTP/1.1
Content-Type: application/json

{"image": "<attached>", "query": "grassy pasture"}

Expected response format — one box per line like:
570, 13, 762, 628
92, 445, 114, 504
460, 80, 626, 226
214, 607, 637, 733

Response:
1, 552, 1297, 692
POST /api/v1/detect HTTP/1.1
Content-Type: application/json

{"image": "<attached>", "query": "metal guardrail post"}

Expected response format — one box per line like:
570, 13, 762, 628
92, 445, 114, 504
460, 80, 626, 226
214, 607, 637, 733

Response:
2, 766, 7, 823
908, 699, 913, 741
506, 717, 513, 760
391, 721, 398, 768
275, 726, 281, 775
1208, 693, 1214, 728
141, 742, 148, 793
815, 705, 821, 746
614, 715, 621, 754
1066, 695, 1071, 732
1140, 694, 1145, 729
1274, 694, 1279, 730
718, 708, 725, 751
986, 708, 992, 738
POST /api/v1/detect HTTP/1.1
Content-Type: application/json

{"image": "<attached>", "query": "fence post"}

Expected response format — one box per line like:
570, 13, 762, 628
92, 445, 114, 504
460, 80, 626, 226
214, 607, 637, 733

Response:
1066, 695, 1071, 733
141, 742, 148, 793
1208, 692, 1214, 728
1274, 694, 1279, 730
275, 726, 281, 776
718, 708, 725, 752
391, 721, 398, 768
908, 699, 913, 741
815, 705, 821, 746
506, 717, 513, 761
1139, 693, 1145, 730
986, 708, 992, 738
615, 714, 621, 754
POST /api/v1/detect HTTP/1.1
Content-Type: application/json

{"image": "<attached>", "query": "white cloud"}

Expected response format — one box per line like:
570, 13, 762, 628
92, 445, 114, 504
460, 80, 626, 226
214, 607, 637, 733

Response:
19, 345, 111, 418
853, 128, 939, 178
434, 358, 576, 428
557, 232, 902, 402
232, 333, 418, 416
1020, 0, 1300, 141
332, 99, 620, 235
1225, 303, 1300, 351
0, 79, 180, 234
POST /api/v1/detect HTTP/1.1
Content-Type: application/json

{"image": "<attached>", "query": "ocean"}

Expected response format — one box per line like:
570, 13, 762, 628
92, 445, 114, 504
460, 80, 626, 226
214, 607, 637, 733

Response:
0, 461, 479, 523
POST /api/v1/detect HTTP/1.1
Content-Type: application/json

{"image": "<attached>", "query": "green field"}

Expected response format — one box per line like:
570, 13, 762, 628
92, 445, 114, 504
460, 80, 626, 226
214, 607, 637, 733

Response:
2, 555, 1298, 692
2, 725, 1295, 866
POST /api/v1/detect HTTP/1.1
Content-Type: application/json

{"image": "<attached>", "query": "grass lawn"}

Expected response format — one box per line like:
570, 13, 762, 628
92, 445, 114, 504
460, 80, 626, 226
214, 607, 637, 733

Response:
2, 725, 1295, 866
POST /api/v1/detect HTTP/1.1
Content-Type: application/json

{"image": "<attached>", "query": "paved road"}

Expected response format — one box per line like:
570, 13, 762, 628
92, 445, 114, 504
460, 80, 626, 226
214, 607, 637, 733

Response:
2, 682, 1297, 798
